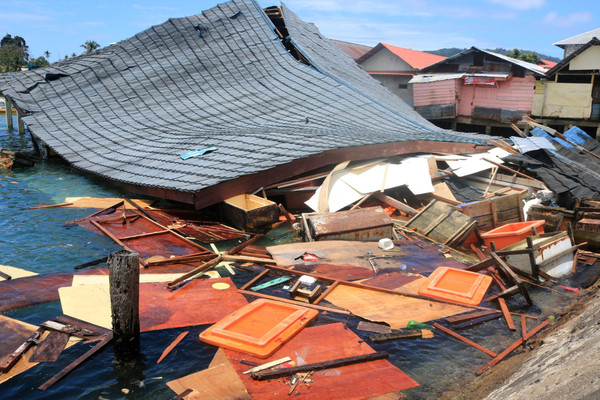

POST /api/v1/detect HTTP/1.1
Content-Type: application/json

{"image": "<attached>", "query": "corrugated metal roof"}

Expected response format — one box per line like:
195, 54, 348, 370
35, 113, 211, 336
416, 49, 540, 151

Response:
0, 0, 487, 200
476, 48, 548, 76
546, 38, 600, 77
409, 72, 509, 84
420, 47, 547, 76
380, 43, 446, 70
356, 42, 446, 70
538, 59, 557, 70
553, 28, 600, 47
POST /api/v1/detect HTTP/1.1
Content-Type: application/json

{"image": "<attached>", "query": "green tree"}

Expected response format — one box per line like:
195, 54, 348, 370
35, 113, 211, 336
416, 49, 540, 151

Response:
80, 40, 100, 54
0, 34, 29, 72
29, 56, 49, 68
506, 48, 539, 64
43, 50, 50, 59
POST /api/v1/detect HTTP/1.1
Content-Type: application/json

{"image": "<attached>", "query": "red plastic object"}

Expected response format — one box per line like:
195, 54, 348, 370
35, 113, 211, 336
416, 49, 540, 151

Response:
199, 299, 318, 358
480, 220, 545, 250
559, 285, 579, 293
418, 267, 493, 306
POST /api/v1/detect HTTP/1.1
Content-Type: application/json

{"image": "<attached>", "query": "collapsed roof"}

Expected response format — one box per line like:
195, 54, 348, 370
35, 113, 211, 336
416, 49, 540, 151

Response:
0, 0, 489, 209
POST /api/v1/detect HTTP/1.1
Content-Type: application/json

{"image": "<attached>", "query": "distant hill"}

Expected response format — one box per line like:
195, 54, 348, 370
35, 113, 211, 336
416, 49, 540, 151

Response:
425, 47, 561, 63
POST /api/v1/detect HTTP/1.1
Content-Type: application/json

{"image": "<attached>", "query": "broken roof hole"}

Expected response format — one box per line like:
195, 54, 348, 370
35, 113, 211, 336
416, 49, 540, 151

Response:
263, 6, 311, 66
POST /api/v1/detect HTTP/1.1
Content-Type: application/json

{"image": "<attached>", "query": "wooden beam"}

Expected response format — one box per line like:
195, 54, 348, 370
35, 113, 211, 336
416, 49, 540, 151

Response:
433, 323, 497, 357
251, 352, 389, 380
476, 319, 550, 375
39, 332, 113, 390
372, 192, 419, 216
237, 289, 350, 315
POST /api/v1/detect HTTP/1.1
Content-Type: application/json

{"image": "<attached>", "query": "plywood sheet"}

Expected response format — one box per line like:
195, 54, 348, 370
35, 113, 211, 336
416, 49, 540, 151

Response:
433, 181, 457, 202
224, 323, 418, 399
64, 197, 154, 209
0, 272, 74, 312
0, 265, 38, 280
72, 273, 185, 286
59, 278, 248, 331
167, 349, 250, 400
325, 284, 469, 329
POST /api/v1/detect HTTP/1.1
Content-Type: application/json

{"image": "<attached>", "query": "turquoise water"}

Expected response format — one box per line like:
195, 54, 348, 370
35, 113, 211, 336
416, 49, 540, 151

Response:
0, 114, 587, 399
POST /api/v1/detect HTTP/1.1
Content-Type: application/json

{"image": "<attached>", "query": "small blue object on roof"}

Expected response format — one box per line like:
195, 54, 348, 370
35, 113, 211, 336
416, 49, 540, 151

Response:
181, 146, 217, 160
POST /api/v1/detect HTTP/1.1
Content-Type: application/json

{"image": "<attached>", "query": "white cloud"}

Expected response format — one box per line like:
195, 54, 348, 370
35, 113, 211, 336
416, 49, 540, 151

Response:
488, 0, 545, 10
132, 4, 178, 12
281, 0, 434, 17
75, 21, 106, 28
0, 11, 51, 22
542, 11, 592, 27
309, 15, 476, 50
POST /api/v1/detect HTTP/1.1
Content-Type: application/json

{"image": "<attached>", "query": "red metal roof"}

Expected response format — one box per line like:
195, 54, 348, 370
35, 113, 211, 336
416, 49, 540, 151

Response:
538, 59, 558, 70
380, 43, 447, 70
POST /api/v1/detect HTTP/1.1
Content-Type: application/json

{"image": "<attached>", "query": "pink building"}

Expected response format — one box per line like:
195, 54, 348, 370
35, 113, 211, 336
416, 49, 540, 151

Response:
411, 47, 547, 132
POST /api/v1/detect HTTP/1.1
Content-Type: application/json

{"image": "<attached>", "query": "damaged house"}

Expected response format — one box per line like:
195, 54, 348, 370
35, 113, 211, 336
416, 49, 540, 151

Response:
532, 28, 600, 135
355, 42, 446, 107
410, 47, 547, 134
0, 0, 489, 210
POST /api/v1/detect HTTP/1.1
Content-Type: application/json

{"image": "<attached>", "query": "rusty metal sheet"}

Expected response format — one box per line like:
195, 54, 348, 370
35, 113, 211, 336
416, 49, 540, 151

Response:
305, 207, 393, 241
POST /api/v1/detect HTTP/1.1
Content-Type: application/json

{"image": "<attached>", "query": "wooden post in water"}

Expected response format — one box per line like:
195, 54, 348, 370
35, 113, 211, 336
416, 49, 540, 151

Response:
4, 96, 13, 130
17, 112, 25, 134
108, 249, 140, 360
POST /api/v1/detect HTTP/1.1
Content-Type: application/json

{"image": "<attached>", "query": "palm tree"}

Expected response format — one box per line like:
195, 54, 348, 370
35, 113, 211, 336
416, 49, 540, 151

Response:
43, 50, 50, 59
80, 40, 100, 54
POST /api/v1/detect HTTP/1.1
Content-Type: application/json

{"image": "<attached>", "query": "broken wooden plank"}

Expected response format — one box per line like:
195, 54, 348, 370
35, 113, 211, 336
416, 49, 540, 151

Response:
237, 289, 350, 315
445, 310, 501, 325
433, 323, 497, 357
476, 319, 550, 375
157, 331, 189, 364
29, 202, 74, 210
356, 321, 393, 334
372, 192, 419, 217
38, 332, 113, 390
29, 330, 70, 363
167, 255, 222, 289
498, 298, 517, 331
251, 351, 389, 380
452, 313, 502, 330
73, 257, 108, 270
368, 330, 423, 343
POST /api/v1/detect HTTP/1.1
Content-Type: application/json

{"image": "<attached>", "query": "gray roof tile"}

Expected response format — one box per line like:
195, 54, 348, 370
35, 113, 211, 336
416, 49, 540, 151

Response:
0, 0, 487, 194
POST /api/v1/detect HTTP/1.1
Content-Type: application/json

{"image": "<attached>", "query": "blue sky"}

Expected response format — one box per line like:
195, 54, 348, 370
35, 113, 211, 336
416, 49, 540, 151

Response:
1, 0, 597, 62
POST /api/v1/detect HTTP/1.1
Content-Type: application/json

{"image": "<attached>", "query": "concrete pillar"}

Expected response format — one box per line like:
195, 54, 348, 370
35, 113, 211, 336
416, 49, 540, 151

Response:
4, 96, 13, 130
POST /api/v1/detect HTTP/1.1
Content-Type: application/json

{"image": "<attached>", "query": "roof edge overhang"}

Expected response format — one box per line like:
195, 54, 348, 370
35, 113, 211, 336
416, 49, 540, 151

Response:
189, 139, 490, 210
104, 140, 491, 209
545, 37, 600, 77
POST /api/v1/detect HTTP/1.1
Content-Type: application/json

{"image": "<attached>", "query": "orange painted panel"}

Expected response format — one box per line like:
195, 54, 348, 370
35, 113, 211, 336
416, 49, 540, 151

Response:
199, 299, 318, 358
418, 267, 492, 306
140, 278, 248, 331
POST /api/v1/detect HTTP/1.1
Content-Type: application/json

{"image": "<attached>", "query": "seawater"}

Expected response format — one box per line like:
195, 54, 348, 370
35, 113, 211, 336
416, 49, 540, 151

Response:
0, 114, 580, 399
